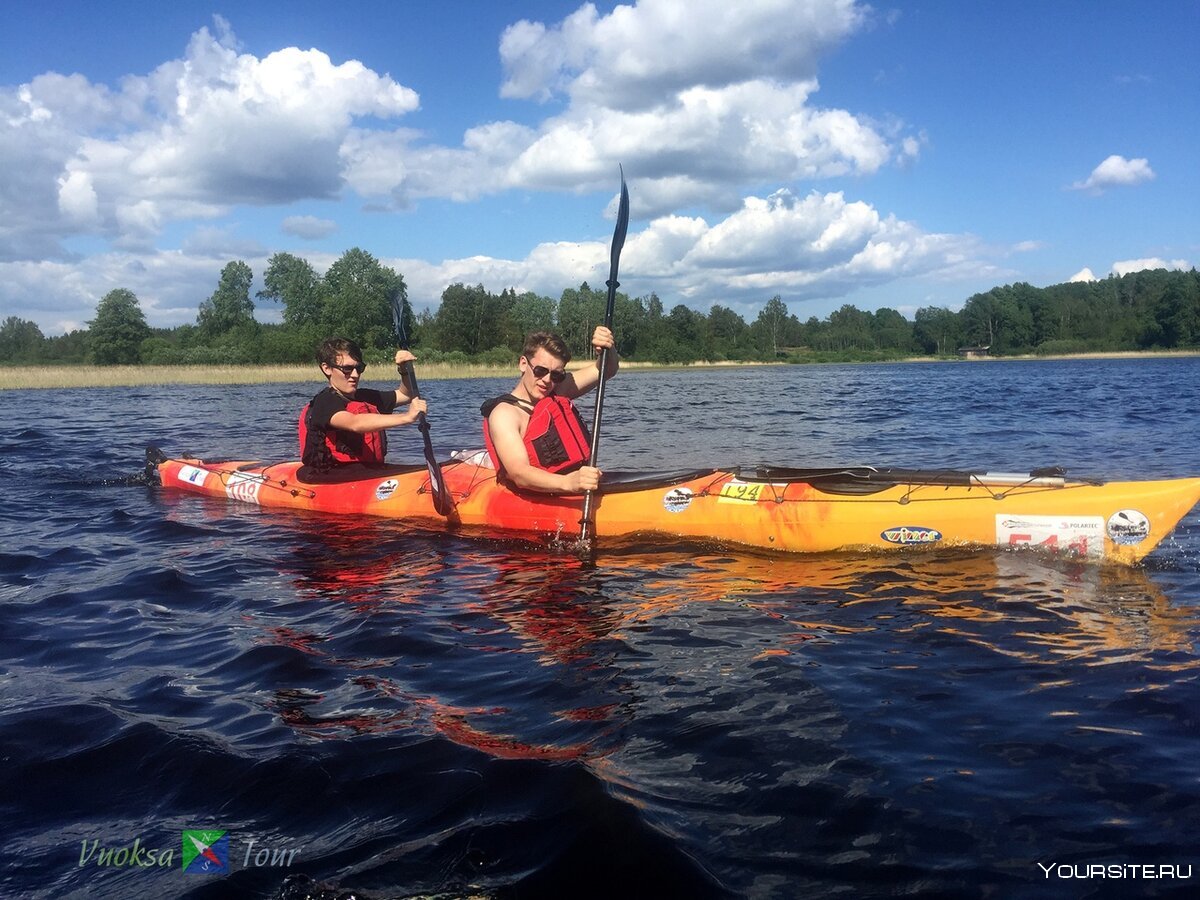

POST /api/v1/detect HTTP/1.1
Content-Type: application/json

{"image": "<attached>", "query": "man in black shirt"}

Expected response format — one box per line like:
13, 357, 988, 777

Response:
300, 337, 428, 473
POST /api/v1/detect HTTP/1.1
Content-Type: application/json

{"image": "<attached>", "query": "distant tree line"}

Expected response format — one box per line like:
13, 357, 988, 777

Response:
2, 255, 1197, 366
0, 249, 412, 368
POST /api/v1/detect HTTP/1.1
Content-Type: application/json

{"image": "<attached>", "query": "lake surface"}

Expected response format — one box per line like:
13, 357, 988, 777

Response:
2, 358, 1199, 898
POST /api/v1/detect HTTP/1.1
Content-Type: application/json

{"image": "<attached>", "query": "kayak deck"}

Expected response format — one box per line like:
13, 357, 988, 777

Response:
151, 450, 1200, 565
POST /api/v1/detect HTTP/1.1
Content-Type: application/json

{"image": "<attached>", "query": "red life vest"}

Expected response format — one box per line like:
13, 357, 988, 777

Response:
481, 394, 591, 475
299, 398, 387, 466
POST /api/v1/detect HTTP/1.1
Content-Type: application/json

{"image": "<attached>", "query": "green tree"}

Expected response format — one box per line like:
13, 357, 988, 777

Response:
665, 304, 709, 359
507, 291, 557, 347
959, 290, 1001, 348
198, 261, 256, 338
431, 283, 511, 354
89, 289, 151, 364
871, 307, 913, 352
0, 317, 46, 364
707, 305, 749, 356
913, 306, 960, 355
635, 293, 671, 361
556, 283, 607, 358
605, 293, 645, 358
752, 296, 791, 357
43, 329, 88, 364
260, 253, 321, 328
827, 304, 874, 350
320, 248, 406, 350
1151, 276, 1200, 347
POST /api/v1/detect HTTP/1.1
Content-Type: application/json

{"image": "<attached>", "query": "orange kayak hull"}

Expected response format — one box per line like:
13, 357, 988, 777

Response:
154, 455, 1200, 565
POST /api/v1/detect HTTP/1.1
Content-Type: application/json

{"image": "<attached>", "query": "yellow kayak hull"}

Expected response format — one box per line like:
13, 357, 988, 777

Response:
154, 455, 1200, 565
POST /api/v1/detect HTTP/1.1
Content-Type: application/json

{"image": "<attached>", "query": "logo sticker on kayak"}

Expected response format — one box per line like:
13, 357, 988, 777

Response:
663, 486, 694, 513
881, 525, 942, 545
225, 472, 264, 505
1106, 509, 1150, 545
996, 515, 1104, 557
177, 465, 208, 487
375, 479, 398, 501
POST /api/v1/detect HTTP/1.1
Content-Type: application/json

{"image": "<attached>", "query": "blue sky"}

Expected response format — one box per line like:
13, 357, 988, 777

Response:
1, 0, 1195, 335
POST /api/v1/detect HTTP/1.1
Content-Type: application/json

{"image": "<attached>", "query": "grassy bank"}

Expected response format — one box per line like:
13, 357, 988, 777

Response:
0, 359, 763, 390
3, 352, 1196, 390
0, 362, 510, 390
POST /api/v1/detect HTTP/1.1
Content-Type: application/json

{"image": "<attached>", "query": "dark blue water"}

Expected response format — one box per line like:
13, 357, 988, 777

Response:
2, 358, 1200, 899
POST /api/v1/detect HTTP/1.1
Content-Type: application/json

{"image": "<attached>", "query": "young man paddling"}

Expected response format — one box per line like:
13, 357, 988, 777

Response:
481, 327, 619, 493
300, 337, 428, 475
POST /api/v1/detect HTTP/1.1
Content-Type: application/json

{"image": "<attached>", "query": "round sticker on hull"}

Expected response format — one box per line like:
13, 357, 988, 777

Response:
663, 486, 694, 513
1106, 509, 1150, 545
375, 479, 399, 501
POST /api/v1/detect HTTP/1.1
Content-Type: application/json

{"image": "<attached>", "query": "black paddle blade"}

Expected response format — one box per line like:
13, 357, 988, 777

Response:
609, 167, 629, 278
390, 292, 416, 351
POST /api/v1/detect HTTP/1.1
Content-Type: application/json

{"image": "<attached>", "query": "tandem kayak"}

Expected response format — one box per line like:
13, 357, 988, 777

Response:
148, 448, 1200, 565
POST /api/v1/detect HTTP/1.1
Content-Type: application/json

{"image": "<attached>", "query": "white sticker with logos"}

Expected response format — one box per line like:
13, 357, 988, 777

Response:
1106, 509, 1150, 545
663, 486, 694, 513
375, 479, 399, 501
996, 515, 1104, 558
177, 465, 208, 487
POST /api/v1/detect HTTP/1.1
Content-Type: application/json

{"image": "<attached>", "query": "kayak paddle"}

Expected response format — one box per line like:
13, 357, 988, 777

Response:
390, 294, 456, 517
577, 167, 630, 556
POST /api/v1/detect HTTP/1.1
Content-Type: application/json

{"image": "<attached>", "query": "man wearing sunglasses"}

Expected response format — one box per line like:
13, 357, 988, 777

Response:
480, 326, 618, 493
299, 337, 428, 476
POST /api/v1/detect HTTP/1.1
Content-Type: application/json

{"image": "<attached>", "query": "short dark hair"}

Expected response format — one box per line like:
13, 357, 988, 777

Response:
317, 337, 364, 370
521, 331, 571, 364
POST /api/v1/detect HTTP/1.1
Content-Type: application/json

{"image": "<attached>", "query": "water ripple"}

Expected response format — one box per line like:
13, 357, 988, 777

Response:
2, 361, 1200, 898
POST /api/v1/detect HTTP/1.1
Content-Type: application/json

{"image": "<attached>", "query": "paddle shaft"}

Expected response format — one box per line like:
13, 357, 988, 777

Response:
578, 171, 630, 547
391, 296, 455, 516
397, 361, 429, 430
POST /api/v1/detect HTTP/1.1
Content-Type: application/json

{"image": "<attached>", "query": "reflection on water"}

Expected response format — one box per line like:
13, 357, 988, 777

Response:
184, 494, 1197, 761
157, 510, 1194, 893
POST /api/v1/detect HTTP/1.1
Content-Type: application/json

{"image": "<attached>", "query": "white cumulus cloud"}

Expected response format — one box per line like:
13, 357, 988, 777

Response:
1069, 267, 1096, 282
1072, 155, 1155, 193
473, 0, 913, 212
0, 20, 420, 259
1, 3, 913, 247
392, 189, 992, 315
500, 0, 866, 109
1111, 257, 1191, 276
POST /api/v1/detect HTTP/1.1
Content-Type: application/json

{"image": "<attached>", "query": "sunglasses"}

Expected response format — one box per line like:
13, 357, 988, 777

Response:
528, 363, 566, 383
327, 362, 366, 377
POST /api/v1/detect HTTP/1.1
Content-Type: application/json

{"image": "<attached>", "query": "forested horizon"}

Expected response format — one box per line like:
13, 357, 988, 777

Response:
2, 249, 1198, 367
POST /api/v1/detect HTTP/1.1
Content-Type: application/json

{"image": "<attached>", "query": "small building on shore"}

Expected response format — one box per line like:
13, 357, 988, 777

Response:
957, 345, 991, 359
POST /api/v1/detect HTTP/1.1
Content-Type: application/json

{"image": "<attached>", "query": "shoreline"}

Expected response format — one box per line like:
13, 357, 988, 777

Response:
1, 351, 1197, 390
952, 349, 1200, 363
0, 359, 781, 390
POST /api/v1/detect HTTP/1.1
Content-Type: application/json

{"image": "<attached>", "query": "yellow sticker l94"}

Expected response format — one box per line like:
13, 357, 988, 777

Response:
717, 481, 765, 503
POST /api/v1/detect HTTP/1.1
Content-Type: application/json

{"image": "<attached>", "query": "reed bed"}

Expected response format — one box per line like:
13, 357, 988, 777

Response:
0, 363, 512, 390
0, 359, 686, 390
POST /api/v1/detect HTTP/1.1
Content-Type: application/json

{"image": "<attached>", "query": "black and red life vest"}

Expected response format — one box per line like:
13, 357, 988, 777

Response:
480, 394, 591, 475
299, 398, 387, 466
